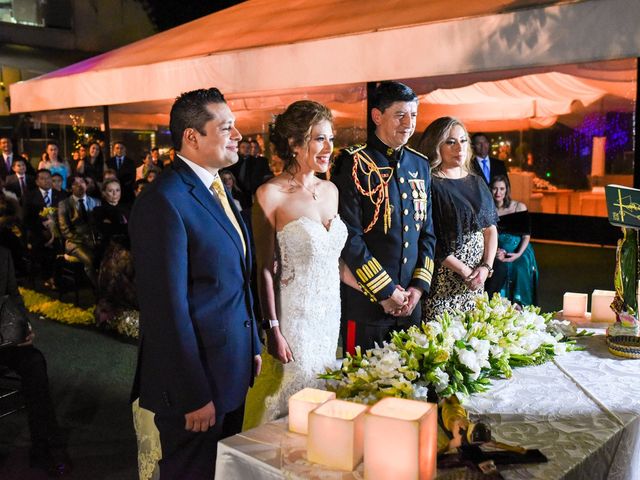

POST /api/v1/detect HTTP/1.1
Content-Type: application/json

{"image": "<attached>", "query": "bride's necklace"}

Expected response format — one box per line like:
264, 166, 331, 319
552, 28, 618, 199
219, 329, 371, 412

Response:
290, 175, 319, 200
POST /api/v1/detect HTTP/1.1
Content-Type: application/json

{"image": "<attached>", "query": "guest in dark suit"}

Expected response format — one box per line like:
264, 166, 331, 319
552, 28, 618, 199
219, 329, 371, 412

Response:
0, 136, 15, 180
24, 169, 64, 287
0, 246, 71, 476
57, 175, 101, 286
471, 132, 507, 184
223, 139, 273, 211
106, 142, 136, 203
129, 88, 262, 479
5, 157, 35, 201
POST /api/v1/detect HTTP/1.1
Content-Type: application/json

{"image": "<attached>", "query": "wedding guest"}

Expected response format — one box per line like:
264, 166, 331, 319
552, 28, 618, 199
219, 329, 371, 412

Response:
106, 142, 135, 203
102, 168, 118, 182
418, 117, 498, 319
57, 175, 101, 287
51, 173, 66, 195
163, 147, 176, 168
0, 177, 25, 273
0, 246, 71, 476
332, 81, 436, 353
94, 179, 135, 327
144, 170, 158, 183
93, 179, 129, 266
134, 179, 148, 197
1, 136, 16, 180
85, 141, 105, 181
245, 100, 348, 428
485, 175, 538, 306
150, 147, 164, 170
220, 171, 243, 211
470, 132, 507, 185
38, 142, 70, 190
136, 151, 160, 181
5, 157, 35, 201
23, 169, 65, 288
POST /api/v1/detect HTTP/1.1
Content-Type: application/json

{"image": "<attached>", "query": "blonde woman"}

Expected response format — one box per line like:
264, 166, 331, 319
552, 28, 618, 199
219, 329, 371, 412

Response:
418, 117, 498, 319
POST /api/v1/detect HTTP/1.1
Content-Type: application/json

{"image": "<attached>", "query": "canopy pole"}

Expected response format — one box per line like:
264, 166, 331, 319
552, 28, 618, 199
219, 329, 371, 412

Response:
103, 106, 111, 156
366, 81, 376, 139
634, 58, 640, 189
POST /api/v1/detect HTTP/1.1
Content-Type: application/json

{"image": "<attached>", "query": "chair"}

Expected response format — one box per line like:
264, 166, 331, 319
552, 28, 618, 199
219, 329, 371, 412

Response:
0, 365, 24, 419
55, 254, 85, 305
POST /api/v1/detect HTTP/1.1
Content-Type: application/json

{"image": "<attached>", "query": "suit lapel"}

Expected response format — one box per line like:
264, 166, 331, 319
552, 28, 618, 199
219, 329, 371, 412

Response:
175, 160, 247, 269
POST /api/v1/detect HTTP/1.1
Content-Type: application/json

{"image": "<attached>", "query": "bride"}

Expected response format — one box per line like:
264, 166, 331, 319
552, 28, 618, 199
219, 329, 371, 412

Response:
243, 100, 350, 429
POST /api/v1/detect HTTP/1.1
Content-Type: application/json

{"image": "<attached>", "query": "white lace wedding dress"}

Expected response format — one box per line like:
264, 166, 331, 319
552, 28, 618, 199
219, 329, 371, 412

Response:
243, 215, 347, 429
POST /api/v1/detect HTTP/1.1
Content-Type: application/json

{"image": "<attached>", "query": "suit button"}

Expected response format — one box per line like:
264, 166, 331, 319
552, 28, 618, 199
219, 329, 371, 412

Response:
404, 241, 409, 248
403, 209, 409, 216
403, 257, 408, 264
244, 320, 250, 328
402, 193, 408, 200
403, 225, 409, 232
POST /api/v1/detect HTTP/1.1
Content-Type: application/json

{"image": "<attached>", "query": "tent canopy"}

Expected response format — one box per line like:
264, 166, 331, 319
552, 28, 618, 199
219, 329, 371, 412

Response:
9, 0, 640, 132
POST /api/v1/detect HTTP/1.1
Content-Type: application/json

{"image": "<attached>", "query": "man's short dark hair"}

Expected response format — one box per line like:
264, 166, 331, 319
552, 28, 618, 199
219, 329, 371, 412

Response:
471, 132, 489, 143
46, 140, 59, 148
12, 157, 26, 166
68, 174, 86, 185
51, 172, 63, 179
370, 81, 418, 113
36, 168, 51, 179
170, 88, 226, 151
151, 147, 159, 153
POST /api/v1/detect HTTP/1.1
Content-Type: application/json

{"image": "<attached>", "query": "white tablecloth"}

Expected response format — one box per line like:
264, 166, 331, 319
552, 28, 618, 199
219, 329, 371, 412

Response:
215, 330, 640, 479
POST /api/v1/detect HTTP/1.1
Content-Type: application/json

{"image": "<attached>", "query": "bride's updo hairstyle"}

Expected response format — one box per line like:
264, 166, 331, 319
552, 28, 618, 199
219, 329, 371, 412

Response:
271, 100, 333, 174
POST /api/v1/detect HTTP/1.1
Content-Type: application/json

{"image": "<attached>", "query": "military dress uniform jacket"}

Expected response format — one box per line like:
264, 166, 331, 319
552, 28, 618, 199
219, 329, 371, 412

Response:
332, 135, 437, 322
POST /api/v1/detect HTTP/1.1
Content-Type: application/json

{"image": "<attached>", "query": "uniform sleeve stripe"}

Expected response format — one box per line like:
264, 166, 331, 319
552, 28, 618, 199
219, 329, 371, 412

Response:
370, 276, 392, 294
368, 273, 391, 291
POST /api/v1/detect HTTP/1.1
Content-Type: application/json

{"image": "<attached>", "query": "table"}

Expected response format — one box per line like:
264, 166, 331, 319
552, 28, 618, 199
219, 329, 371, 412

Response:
215, 330, 640, 479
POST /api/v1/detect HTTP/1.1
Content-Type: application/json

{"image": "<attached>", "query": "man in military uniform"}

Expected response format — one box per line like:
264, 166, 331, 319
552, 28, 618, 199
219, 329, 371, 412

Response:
332, 81, 436, 353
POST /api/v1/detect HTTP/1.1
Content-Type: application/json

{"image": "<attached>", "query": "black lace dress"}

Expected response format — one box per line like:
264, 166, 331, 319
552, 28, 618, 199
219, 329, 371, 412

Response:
422, 174, 498, 320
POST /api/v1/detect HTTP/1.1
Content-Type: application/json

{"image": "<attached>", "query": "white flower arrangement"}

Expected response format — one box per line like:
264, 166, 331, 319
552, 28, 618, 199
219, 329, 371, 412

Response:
320, 294, 586, 403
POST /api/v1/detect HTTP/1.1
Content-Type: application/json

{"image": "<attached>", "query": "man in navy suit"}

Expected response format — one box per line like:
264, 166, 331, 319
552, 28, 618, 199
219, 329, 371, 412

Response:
471, 132, 507, 184
129, 88, 262, 479
106, 142, 136, 203
5, 157, 35, 201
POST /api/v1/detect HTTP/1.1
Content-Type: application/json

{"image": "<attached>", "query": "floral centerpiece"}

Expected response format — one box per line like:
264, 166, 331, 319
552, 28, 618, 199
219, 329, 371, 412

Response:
320, 294, 583, 404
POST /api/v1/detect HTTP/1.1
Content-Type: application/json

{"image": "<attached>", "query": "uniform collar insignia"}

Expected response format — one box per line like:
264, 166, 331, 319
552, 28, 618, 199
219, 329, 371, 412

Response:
409, 171, 418, 178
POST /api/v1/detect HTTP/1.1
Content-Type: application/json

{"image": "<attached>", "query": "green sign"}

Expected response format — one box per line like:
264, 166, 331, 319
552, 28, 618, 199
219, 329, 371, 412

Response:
606, 184, 640, 228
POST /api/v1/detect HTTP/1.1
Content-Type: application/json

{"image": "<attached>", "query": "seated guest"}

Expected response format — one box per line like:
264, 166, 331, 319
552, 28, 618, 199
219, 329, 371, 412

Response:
150, 147, 163, 171
93, 179, 129, 264
102, 168, 118, 183
5, 157, 35, 201
133, 179, 148, 198
135, 151, 160, 181
485, 175, 539, 306
144, 170, 158, 183
94, 179, 136, 327
23, 170, 65, 288
0, 246, 71, 476
57, 175, 101, 287
0, 178, 25, 274
50, 173, 66, 196
163, 147, 176, 168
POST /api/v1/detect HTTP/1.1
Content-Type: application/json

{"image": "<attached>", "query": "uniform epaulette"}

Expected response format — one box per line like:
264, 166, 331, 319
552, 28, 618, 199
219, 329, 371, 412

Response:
344, 143, 367, 155
405, 146, 429, 161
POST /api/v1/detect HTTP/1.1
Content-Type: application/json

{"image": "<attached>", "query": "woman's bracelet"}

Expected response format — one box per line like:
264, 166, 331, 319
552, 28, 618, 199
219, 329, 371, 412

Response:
477, 262, 494, 277
262, 319, 280, 330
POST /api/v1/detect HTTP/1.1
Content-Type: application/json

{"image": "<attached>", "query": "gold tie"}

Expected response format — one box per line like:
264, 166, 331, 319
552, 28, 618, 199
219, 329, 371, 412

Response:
211, 176, 246, 256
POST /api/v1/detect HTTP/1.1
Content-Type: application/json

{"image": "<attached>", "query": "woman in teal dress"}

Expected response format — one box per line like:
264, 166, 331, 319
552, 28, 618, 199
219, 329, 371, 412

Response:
486, 174, 538, 306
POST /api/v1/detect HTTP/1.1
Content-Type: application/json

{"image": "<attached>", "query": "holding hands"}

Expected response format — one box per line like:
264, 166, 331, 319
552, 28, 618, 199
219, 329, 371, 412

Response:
380, 285, 422, 317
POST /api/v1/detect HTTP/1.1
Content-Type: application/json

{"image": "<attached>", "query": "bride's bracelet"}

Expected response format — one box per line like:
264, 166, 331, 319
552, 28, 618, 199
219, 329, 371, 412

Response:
262, 319, 280, 330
